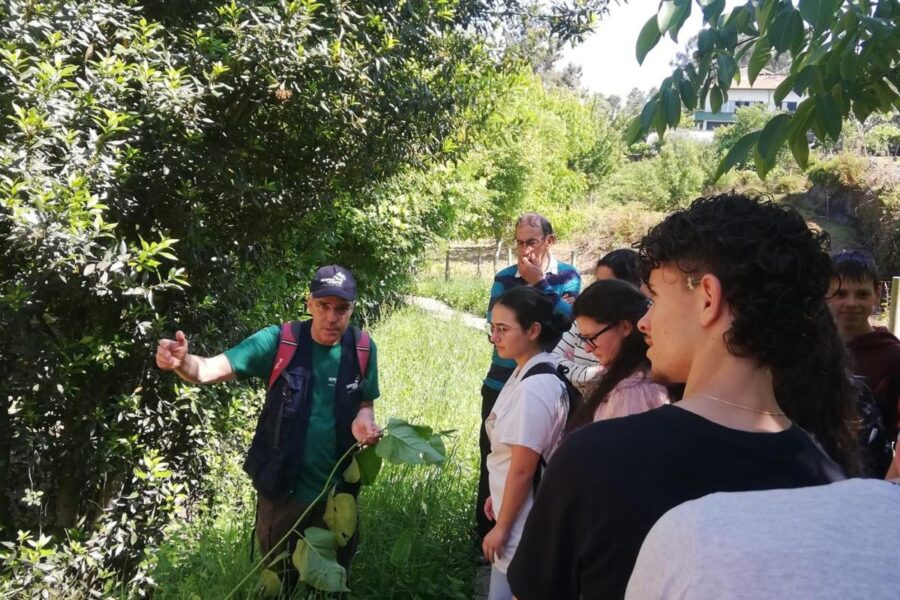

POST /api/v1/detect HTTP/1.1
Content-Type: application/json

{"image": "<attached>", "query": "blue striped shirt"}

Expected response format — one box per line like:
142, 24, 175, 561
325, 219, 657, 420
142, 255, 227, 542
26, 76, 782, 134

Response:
483, 256, 581, 391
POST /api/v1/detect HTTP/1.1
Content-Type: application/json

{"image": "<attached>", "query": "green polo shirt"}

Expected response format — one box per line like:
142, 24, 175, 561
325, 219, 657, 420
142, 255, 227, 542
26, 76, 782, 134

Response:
224, 324, 379, 502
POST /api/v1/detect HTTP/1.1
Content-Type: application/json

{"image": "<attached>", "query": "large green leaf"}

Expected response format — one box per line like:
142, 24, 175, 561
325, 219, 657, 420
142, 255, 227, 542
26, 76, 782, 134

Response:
768, 9, 803, 54
259, 569, 281, 598
624, 116, 643, 145
323, 492, 357, 548
668, 0, 692, 42
701, 0, 727, 25
342, 457, 360, 484
662, 87, 681, 127
747, 39, 771, 85
799, 0, 842, 33
714, 130, 761, 181
815, 88, 842, 141
697, 28, 716, 55
678, 79, 697, 110
390, 528, 415, 568
755, 114, 791, 177
376, 418, 446, 465
355, 445, 382, 485
293, 527, 349, 593
788, 125, 810, 170
755, 0, 778, 36
424, 434, 447, 466
636, 15, 662, 65
774, 74, 796, 105
709, 85, 723, 114
716, 54, 737, 88
657, 1, 678, 33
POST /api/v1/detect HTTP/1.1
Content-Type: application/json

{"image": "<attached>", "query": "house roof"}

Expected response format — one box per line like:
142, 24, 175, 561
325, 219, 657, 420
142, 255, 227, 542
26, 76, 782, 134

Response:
731, 69, 785, 90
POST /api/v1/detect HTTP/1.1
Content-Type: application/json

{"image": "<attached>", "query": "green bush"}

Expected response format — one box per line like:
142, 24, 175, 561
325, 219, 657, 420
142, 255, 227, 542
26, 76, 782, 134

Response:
807, 153, 868, 189
865, 124, 900, 156
0, 0, 593, 595
600, 138, 708, 211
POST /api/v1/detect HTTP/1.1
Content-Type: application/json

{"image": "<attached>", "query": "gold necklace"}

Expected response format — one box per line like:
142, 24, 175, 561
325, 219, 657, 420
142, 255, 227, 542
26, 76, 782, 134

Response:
700, 394, 786, 417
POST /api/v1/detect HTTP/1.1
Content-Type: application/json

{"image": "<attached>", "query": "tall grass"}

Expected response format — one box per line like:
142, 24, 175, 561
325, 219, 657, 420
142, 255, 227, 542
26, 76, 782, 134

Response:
150, 306, 489, 599
413, 276, 492, 316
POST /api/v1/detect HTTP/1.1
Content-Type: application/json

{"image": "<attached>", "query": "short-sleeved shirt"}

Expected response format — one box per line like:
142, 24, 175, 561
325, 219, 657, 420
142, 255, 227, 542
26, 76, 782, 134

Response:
626, 479, 900, 600
506, 404, 846, 600
223, 324, 379, 502
484, 256, 581, 391
485, 352, 569, 574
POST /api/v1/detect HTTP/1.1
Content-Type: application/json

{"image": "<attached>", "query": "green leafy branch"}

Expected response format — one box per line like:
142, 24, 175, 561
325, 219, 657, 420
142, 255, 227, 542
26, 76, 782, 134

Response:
225, 418, 452, 598
628, 0, 900, 179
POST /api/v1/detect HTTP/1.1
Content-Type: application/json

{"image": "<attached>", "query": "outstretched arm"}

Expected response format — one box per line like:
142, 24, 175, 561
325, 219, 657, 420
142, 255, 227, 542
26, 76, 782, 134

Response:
156, 330, 235, 385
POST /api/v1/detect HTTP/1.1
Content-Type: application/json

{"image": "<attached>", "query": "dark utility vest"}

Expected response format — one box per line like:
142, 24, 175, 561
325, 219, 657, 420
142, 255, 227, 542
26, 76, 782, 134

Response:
242, 320, 366, 502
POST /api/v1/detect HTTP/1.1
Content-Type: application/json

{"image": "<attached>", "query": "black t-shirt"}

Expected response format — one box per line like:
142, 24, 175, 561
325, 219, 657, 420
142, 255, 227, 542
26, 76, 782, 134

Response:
506, 404, 846, 600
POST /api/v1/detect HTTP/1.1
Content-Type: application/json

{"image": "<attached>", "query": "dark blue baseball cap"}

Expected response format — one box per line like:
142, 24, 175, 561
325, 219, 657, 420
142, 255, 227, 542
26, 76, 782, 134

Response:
310, 265, 357, 301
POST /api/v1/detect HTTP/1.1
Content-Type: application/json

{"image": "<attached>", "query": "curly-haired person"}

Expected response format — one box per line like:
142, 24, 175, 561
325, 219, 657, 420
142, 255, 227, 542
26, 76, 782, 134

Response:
507, 193, 856, 600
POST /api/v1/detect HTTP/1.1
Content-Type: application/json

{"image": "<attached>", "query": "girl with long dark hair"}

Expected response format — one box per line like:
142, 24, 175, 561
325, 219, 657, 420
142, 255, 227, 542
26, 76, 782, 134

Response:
568, 279, 668, 430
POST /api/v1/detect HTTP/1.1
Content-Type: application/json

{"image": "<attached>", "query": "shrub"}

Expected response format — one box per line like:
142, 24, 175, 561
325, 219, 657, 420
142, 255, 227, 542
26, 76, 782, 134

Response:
865, 124, 900, 156
807, 153, 868, 188
600, 139, 708, 211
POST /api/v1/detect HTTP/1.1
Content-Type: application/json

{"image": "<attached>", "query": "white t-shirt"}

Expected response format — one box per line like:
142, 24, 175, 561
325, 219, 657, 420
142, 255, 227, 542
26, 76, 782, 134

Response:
485, 351, 569, 574
626, 479, 900, 600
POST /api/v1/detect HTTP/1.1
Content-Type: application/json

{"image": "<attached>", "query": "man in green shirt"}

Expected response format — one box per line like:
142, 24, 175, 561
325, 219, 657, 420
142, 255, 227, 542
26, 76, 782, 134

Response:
156, 265, 381, 578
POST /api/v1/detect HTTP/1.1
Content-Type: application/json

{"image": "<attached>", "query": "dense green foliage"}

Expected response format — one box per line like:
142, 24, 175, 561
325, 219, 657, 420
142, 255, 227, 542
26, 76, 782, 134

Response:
630, 0, 899, 177
0, 0, 609, 595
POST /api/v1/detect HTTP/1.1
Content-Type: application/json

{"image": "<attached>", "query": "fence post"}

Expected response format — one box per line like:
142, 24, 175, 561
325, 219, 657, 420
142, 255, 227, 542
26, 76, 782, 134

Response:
444, 249, 450, 282
890, 276, 900, 337
507, 247, 512, 266
476, 253, 482, 277
569, 250, 576, 269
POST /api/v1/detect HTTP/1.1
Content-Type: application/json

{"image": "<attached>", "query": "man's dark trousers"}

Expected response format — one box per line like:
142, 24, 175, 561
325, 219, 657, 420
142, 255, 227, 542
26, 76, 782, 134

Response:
476, 383, 502, 539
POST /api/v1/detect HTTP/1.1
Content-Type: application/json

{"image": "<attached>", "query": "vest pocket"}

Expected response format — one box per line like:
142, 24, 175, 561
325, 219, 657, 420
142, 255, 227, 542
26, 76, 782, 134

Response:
282, 367, 308, 417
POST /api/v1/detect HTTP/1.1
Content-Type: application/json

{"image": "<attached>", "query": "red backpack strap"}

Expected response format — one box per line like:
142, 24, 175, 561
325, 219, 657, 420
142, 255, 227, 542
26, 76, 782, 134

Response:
354, 327, 371, 379
268, 322, 299, 390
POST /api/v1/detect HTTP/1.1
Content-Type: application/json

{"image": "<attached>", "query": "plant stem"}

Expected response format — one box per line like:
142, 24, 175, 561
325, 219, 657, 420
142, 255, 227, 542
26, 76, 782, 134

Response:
224, 442, 362, 599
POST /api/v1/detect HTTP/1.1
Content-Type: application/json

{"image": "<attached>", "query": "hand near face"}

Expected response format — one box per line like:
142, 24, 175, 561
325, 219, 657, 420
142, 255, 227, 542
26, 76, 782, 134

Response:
517, 254, 544, 285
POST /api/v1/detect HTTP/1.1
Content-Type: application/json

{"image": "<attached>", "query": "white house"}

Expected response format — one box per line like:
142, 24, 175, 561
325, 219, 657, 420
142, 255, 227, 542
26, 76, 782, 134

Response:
694, 70, 805, 130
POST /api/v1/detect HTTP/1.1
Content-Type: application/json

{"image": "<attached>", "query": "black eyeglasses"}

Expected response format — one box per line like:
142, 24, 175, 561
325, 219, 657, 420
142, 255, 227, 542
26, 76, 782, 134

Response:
576, 324, 615, 349
514, 237, 547, 249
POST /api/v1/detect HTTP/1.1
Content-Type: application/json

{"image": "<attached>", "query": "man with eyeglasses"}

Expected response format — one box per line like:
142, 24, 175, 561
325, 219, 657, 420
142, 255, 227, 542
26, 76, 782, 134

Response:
476, 212, 581, 543
155, 265, 380, 587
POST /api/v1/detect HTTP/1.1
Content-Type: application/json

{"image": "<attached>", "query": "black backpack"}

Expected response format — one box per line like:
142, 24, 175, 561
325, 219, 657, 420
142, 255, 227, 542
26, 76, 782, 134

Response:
521, 362, 582, 491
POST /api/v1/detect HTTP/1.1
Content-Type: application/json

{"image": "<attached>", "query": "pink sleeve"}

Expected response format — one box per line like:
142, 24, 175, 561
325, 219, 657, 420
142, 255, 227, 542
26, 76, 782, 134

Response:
593, 380, 669, 422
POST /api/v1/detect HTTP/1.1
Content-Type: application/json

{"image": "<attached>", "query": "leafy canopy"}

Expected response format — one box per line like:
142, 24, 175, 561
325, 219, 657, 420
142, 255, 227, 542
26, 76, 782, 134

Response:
628, 0, 899, 178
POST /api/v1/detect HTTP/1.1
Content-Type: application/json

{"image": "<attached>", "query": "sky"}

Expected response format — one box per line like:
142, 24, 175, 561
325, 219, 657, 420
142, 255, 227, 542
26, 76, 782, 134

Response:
557, 0, 741, 98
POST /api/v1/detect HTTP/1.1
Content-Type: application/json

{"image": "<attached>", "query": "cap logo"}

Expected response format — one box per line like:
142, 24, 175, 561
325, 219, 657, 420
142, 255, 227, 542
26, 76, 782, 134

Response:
321, 272, 346, 286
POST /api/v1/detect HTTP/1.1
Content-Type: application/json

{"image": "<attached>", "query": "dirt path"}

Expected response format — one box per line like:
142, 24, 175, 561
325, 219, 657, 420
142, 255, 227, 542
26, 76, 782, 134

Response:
404, 295, 486, 331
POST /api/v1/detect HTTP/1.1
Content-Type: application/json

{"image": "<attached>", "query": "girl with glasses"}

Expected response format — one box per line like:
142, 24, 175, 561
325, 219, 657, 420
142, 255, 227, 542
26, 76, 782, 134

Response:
482, 286, 571, 600
567, 279, 668, 429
